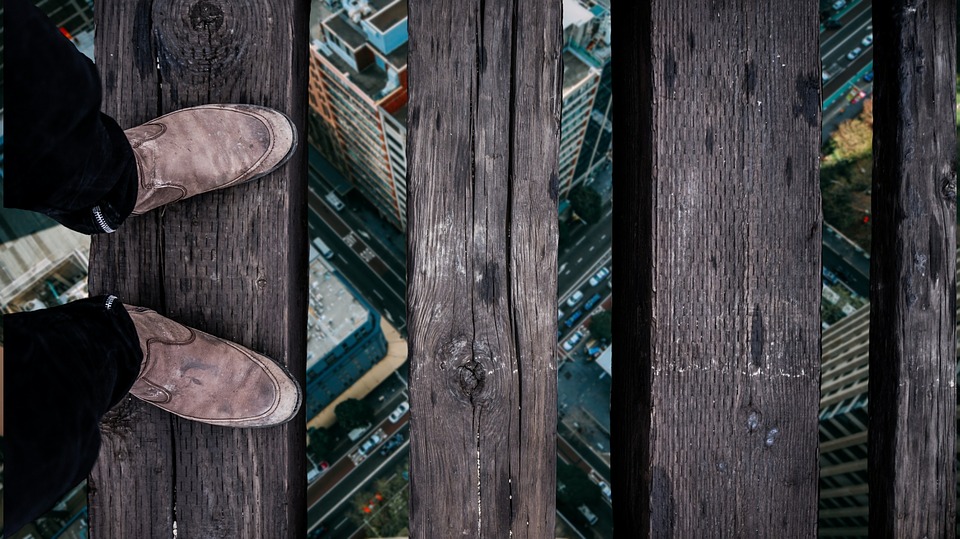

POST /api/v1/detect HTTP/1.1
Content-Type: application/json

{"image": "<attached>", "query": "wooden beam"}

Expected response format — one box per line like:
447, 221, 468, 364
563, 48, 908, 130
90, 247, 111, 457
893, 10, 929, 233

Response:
87, 1, 308, 537
868, 0, 957, 535
406, 0, 561, 536
611, 1, 822, 535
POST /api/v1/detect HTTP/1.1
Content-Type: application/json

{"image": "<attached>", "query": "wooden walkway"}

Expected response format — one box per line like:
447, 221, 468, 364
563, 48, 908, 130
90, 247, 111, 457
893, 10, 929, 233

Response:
87, 1, 309, 537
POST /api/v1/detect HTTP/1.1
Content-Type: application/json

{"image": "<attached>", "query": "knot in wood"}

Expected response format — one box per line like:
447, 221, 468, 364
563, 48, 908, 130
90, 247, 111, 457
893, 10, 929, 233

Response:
189, 1, 224, 31
457, 359, 485, 397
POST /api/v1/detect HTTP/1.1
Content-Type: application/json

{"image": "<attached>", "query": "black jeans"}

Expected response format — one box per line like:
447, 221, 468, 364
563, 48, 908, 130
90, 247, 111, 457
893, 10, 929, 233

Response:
5, 0, 138, 234
5, 296, 143, 536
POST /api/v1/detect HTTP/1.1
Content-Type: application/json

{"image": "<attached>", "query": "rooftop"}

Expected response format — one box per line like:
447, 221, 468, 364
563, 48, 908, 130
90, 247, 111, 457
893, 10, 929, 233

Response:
367, 0, 407, 32
562, 48, 597, 96
306, 247, 370, 372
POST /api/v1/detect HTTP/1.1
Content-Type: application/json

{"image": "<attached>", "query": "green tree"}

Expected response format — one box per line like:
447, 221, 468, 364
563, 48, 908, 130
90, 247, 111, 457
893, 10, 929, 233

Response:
307, 426, 335, 461
335, 398, 374, 430
569, 185, 602, 223
557, 461, 599, 510
590, 311, 612, 342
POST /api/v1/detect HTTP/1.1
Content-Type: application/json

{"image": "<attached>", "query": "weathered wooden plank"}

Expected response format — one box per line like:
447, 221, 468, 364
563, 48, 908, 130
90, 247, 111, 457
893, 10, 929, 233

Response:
406, 0, 561, 536
868, 0, 957, 535
88, 1, 308, 537
611, 1, 822, 535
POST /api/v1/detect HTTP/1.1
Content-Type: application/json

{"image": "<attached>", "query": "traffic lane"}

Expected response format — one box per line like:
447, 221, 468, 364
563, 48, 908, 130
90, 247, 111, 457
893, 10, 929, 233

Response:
307, 391, 409, 506
307, 186, 405, 292
306, 209, 406, 332
820, 4, 871, 58
308, 169, 408, 278
309, 425, 411, 530
820, 0, 870, 41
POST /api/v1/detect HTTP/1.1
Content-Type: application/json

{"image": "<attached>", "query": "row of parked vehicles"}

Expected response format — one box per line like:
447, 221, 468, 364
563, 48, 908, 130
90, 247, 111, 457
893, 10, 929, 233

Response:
558, 266, 611, 353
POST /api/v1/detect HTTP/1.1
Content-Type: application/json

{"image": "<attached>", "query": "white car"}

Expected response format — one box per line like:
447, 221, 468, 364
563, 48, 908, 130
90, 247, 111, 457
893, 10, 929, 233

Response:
589, 267, 611, 286
359, 433, 383, 455
566, 290, 584, 307
846, 47, 862, 61
598, 481, 612, 502
831, 0, 846, 10
821, 71, 831, 82
388, 400, 410, 423
562, 330, 584, 352
861, 34, 873, 47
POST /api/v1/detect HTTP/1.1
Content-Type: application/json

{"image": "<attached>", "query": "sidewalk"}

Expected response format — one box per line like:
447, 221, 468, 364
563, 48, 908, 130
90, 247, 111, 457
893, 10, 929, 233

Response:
307, 317, 408, 430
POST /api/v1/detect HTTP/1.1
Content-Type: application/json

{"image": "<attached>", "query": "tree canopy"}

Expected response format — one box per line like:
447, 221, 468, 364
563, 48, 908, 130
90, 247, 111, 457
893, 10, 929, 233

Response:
335, 398, 374, 430
569, 185, 603, 223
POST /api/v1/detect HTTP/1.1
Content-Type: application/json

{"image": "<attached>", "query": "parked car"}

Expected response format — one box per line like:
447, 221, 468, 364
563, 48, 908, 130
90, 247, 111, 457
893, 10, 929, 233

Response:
598, 481, 612, 502
846, 87, 866, 104
566, 290, 584, 307
578, 504, 599, 525
846, 47, 862, 61
861, 33, 873, 47
589, 267, 611, 286
359, 433, 383, 456
388, 400, 410, 423
564, 310, 583, 328
584, 293, 602, 311
563, 330, 585, 352
379, 433, 405, 456
863, 70, 874, 82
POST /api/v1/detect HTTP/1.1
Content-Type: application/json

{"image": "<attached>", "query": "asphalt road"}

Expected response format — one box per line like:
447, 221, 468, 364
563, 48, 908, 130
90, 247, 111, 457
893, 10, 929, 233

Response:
821, 0, 874, 138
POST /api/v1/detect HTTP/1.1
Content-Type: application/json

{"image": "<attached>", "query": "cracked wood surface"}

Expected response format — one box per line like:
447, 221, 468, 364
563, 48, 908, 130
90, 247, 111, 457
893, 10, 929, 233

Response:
611, 1, 822, 535
868, 0, 957, 535
406, 0, 561, 536
87, 1, 308, 537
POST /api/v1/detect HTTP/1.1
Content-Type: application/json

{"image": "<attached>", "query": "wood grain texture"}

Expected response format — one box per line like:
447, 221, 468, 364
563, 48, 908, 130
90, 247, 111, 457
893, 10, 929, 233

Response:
611, 1, 822, 536
868, 0, 957, 536
406, 0, 561, 536
88, 1, 308, 537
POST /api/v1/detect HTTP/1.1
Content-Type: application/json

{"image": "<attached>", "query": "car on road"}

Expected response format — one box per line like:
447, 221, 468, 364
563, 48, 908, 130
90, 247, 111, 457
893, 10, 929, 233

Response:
380, 433, 405, 456
325, 192, 345, 211
388, 400, 409, 423
821, 70, 831, 82
564, 310, 583, 328
558, 308, 564, 321
598, 480, 612, 502
359, 433, 383, 456
589, 267, 611, 286
824, 19, 843, 30
846, 47, 862, 61
846, 87, 867, 104
308, 524, 328, 538
831, 0, 846, 10
566, 290, 584, 307
861, 33, 873, 47
584, 293, 602, 311
578, 504, 599, 526
562, 330, 585, 352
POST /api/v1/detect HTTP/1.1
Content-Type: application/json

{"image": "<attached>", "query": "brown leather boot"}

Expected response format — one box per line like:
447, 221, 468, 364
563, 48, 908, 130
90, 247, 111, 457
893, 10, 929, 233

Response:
126, 104, 297, 215
124, 305, 301, 427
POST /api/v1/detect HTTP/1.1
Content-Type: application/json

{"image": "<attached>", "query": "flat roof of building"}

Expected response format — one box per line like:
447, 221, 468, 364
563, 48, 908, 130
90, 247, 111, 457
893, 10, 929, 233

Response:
368, 0, 407, 32
325, 13, 367, 50
306, 249, 370, 372
563, 48, 595, 95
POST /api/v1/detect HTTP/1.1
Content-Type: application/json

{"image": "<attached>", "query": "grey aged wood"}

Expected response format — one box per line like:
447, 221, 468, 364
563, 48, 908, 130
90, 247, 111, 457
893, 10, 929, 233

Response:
88, 1, 308, 537
611, 1, 822, 535
406, 0, 561, 536
868, 0, 957, 535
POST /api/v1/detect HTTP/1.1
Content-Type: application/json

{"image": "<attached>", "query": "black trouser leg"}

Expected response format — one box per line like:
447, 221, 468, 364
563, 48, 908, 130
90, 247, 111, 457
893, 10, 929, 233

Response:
4, 296, 143, 536
4, 0, 138, 234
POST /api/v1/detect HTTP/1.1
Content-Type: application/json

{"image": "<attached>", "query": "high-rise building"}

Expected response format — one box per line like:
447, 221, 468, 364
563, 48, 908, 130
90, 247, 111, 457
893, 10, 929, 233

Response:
306, 0, 604, 230
561, 0, 610, 192
305, 239, 389, 418
307, 0, 409, 230
818, 261, 960, 534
